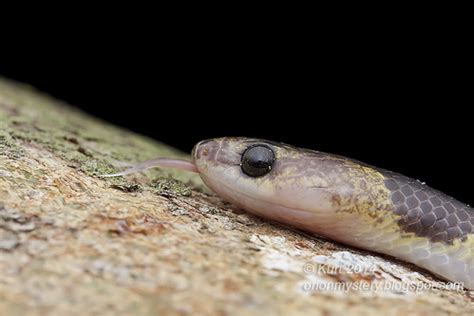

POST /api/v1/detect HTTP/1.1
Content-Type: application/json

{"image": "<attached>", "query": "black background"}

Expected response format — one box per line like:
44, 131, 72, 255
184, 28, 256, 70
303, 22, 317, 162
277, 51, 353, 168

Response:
0, 21, 471, 205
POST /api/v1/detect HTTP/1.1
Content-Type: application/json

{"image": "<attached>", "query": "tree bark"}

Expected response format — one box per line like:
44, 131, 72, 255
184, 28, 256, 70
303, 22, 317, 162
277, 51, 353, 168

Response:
0, 78, 472, 315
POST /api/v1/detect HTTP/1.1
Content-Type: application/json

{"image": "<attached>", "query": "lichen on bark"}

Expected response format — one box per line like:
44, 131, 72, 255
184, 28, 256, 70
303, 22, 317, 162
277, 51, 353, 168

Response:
0, 78, 472, 316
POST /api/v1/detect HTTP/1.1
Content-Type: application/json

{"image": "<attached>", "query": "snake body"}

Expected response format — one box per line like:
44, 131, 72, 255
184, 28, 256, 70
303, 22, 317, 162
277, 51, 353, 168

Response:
191, 138, 474, 289
107, 137, 474, 289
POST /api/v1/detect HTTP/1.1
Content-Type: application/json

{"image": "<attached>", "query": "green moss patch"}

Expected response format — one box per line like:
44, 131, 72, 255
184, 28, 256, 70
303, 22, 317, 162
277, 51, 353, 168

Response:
150, 177, 192, 197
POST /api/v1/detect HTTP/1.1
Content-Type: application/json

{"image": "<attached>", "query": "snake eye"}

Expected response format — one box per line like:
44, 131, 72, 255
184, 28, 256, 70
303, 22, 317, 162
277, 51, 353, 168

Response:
241, 145, 275, 177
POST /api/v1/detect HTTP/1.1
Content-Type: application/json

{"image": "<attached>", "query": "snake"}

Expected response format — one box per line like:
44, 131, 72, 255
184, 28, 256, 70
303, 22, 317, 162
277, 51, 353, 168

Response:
104, 137, 474, 290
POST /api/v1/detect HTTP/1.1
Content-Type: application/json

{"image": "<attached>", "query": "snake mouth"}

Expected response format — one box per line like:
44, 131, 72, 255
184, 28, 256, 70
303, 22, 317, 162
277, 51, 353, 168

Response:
201, 173, 336, 217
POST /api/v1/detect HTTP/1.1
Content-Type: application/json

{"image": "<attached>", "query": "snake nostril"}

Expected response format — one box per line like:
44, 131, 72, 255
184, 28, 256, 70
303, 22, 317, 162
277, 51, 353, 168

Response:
192, 139, 214, 160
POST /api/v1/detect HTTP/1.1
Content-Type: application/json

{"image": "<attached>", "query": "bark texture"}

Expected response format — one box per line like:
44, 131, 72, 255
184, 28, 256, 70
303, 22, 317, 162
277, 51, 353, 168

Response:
0, 78, 472, 315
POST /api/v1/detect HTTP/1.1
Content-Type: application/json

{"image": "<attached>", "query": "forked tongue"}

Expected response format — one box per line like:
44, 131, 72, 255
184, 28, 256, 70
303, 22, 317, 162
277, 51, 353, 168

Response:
101, 158, 198, 177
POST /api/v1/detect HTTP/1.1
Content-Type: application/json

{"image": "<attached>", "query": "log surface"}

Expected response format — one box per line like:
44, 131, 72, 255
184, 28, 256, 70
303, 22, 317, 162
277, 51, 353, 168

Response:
0, 78, 472, 315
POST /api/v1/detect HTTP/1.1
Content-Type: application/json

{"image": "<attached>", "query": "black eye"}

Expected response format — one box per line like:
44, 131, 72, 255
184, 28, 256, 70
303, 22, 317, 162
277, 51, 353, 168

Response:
241, 145, 275, 177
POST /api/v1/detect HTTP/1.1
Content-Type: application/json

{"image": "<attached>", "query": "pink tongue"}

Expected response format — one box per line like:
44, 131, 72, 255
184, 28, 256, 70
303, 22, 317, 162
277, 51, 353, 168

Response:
101, 158, 198, 177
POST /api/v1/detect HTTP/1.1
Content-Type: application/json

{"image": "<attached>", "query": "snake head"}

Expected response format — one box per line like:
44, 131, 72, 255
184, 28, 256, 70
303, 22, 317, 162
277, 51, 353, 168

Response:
192, 137, 353, 227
